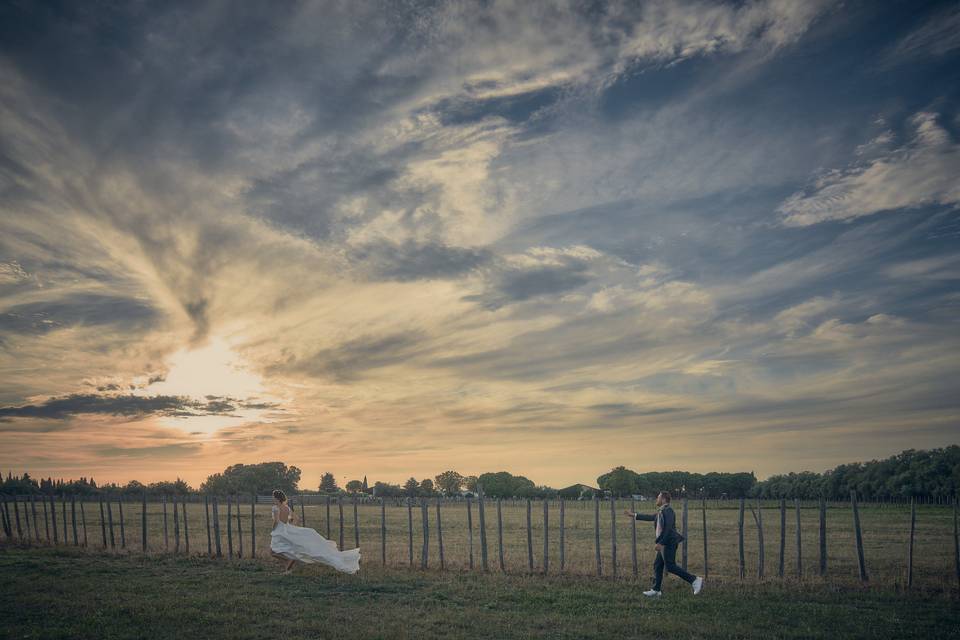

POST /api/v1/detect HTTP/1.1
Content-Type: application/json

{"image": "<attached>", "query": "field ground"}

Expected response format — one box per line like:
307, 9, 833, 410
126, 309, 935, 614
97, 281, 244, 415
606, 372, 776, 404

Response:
2, 547, 958, 640
5, 499, 957, 588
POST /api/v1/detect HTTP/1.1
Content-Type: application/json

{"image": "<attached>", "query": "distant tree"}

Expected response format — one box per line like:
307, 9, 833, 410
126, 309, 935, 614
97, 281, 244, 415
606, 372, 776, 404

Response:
464, 476, 479, 493
201, 462, 300, 495
419, 478, 435, 496
373, 481, 404, 497
362, 476, 369, 493
434, 470, 464, 496
346, 480, 363, 494
148, 478, 194, 496
597, 466, 640, 497
404, 477, 419, 497
477, 471, 536, 498
319, 472, 338, 494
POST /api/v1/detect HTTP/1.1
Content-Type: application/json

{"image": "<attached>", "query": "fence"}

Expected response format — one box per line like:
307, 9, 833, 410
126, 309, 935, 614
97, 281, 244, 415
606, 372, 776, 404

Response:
1, 491, 958, 590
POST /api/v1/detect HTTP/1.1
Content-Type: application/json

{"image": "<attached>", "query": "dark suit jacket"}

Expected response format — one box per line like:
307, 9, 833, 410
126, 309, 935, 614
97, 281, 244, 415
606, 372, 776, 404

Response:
635, 504, 684, 546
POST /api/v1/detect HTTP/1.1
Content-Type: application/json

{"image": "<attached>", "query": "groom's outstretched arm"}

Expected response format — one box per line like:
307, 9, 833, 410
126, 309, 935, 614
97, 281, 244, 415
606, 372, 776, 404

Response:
624, 509, 656, 521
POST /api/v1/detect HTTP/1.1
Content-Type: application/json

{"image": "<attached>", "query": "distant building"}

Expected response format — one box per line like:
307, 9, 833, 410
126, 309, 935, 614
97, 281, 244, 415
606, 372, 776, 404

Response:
558, 483, 600, 499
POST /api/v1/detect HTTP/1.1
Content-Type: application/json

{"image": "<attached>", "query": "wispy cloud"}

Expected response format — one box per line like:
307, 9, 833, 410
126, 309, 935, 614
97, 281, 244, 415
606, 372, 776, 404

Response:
778, 112, 960, 226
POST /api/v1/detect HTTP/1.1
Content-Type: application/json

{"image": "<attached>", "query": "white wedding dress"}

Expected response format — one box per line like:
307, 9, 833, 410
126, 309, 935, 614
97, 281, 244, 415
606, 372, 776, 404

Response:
271, 503, 361, 574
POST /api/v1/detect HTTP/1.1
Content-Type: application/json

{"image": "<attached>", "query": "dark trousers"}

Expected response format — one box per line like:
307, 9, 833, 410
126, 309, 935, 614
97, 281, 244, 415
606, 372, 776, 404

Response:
652, 542, 695, 590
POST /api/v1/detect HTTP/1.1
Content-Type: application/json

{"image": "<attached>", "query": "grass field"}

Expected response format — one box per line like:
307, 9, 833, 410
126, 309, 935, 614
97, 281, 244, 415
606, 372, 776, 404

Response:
1, 546, 958, 639
5, 497, 958, 590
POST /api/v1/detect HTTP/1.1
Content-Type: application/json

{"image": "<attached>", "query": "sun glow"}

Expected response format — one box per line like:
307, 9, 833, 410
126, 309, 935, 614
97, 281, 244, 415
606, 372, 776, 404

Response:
137, 335, 280, 434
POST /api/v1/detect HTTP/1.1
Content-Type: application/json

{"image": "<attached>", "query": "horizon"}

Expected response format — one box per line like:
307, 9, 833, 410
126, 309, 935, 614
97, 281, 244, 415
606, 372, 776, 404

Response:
2, 1, 960, 488
4, 443, 953, 490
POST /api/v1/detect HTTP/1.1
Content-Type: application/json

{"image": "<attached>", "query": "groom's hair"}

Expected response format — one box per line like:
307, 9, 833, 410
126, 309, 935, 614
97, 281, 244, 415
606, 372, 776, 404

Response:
272, 489, 287, 502
659, 491, 671, 503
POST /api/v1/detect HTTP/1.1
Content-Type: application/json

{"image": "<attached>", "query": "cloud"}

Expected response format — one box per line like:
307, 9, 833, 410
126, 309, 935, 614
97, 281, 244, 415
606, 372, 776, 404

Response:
883, 5, 960, 65
347, 240, 492, 282
778, 112, 960, 226
269, 331, 429, 383
0, 393, 253, 421
0, 292, 159, 335
464, 246, 603, 309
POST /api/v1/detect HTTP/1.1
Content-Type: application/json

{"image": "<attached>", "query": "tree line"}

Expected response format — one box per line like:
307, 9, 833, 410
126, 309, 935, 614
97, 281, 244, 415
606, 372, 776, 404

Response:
750, 446, 960, 500
2, 446, 958, 500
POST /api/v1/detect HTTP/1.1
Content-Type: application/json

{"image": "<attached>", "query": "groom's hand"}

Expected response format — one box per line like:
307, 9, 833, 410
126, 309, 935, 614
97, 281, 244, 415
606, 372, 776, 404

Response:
623, 510, 635, 518
655, 544, 664, 552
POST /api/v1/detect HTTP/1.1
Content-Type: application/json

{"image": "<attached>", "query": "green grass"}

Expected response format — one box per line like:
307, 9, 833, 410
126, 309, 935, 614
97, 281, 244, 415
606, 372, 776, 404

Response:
2, 546, 958, 639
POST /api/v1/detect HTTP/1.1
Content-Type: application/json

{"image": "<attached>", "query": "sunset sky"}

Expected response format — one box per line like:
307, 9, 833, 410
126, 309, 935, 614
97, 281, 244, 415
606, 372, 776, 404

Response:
1, 0, 959, 490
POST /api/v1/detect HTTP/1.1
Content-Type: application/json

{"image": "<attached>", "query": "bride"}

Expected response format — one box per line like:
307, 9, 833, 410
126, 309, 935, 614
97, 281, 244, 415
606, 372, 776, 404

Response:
270, 489, 361, 574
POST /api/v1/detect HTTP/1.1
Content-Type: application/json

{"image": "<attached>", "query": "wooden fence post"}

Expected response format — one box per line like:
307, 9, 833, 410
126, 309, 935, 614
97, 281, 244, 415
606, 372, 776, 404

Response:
420, 500, 429, 569
478, 487, 489, 571
380, 498, 386, 566
235, 495, 242, 558
98, 496, 107, 548
50, 495, 58, 543
61, 496, 68, 545
162, 494, 169, 551
204, 495, 212, 556
173, 494, 180, 553
594, 494, 602, 577
907, 497, 915, 588
250, 494, 256, 559
436, 497, 445, 570
701, 496, 708, 579
795, 498, 802, 578
30, 495, 40, 542
851, 491, 867, 582
496, 498, 505, 573
560, 498, 566, 573
338, 497, 345, 550
182, 498, 190, 554
300, 494, 306, 526
79, 500, 88, 547
1, 496, 10, 540
13, 498, 22, 540
629, 498, 639, 579
953, 497, 959, 591
326, 496, 331, 538
407, 498, 414, 567
467, 497, 474, 570
41, 495, 50, 541
226, 498, 233, 558
778, 498, 786, 578
107, 497, 117, 549
738, 497, 745, 580
23, 495, 33, 542
681, 498, 688, 571
819, 496, 827, 576
118, 496, 126, 549
752, 498, 764, 579
70, 496, 78, 546
526, 499, 534, 572
0, 497, 6, 540
212, 497, 222, 558
141, 491, 148, 552
610, 497, 618, 578
353, 496, 360, 549
543, 500, 549, 575
496, 495, 507, 573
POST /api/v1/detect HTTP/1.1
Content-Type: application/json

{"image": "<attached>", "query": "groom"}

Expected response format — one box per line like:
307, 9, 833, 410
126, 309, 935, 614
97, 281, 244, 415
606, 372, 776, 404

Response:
626, 491, 704, 597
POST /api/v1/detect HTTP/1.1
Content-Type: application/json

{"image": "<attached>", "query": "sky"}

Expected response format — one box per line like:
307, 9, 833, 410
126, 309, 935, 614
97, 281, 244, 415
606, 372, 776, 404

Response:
1, 0, 959, 490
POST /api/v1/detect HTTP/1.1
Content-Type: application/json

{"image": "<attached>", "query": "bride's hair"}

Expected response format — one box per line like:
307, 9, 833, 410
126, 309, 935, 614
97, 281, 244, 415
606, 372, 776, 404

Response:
272, 489, 287, 503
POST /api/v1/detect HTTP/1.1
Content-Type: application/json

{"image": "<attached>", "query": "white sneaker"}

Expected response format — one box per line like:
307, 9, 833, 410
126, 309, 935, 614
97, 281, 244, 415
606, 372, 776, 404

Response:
692, 577, 704, 595
642, 589, 662, 597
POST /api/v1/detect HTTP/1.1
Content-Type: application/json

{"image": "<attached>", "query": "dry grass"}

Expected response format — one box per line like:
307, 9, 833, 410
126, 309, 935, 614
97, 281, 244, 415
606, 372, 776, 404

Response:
8, 497, 957, 591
